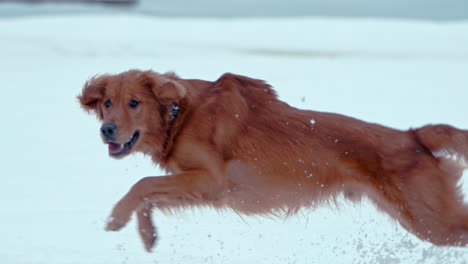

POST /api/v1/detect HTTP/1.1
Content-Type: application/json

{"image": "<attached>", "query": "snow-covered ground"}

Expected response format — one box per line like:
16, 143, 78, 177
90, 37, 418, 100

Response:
1, 0, 468, 20
0, 14, 468, 263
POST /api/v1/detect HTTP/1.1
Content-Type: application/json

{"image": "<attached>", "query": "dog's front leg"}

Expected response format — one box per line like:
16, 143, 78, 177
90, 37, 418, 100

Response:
136, 204, 156, 252
105, 169, 223, 251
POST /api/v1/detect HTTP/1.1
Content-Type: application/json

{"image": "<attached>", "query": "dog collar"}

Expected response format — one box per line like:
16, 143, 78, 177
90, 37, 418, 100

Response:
169, 104, 180, 122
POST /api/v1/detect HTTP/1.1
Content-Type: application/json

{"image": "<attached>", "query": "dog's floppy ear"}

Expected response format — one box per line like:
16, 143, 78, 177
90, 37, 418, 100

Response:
141, 71, 186, 103
157, 82, 186, 102
78, 75, 108, 113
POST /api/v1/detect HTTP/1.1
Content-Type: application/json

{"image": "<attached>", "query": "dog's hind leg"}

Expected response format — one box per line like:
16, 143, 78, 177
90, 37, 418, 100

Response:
415, 124, 468, 167
395, 154, 468, 246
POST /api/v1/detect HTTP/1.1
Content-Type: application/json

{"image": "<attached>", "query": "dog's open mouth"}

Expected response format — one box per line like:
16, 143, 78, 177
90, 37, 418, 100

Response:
108, 131, 139, 157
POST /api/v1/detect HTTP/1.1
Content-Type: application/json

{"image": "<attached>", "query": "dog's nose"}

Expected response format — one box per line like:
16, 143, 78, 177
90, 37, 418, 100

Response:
101, 123, 117, 139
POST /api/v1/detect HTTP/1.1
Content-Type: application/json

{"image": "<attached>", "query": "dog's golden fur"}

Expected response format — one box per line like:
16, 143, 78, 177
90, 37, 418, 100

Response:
78, 69, 468, 252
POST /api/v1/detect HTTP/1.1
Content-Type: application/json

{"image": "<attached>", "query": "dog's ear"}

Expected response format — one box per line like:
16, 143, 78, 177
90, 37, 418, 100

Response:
141, 71, 186, 103
78, 75, 108, 114
157, 81, 186, 102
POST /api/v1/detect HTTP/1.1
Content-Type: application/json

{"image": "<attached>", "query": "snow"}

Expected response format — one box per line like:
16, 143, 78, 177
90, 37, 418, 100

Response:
0, 14, 468, 263
2, 1, 468, 20
134, 0, 468, 20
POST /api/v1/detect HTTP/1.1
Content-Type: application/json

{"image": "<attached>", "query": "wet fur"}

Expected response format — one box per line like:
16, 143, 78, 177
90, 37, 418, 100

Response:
78, 69, 468, 251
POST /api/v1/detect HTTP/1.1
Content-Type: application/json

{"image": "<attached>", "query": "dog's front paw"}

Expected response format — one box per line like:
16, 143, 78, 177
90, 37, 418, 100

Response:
105, 198, 135, 231
105, 216, 128, 231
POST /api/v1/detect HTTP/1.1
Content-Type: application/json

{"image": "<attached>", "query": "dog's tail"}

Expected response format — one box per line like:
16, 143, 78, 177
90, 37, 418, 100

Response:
414, 124, 468, 169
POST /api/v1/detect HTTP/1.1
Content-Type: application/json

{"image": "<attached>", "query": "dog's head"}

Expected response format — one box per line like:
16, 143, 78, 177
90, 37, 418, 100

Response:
78, 70, 186, 159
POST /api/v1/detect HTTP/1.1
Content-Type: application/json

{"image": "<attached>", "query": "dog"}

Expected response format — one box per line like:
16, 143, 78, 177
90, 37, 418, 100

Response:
78, 69, 468, 252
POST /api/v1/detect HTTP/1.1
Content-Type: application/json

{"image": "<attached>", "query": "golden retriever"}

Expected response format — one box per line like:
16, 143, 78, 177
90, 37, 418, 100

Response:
78, 69, 468, 252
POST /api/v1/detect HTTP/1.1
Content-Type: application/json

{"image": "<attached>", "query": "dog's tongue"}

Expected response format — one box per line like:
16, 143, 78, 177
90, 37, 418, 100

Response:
108, 143, 123, 153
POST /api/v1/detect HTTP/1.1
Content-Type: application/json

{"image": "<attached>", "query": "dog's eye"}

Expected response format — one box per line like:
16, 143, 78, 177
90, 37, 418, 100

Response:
129, 99, 140, 108
104, 99, 111, 108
